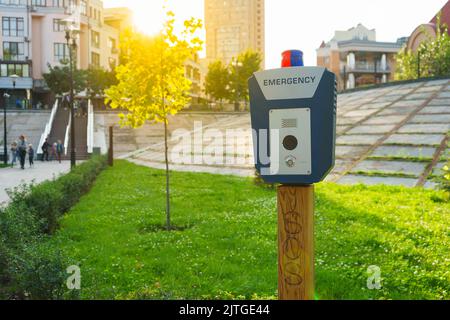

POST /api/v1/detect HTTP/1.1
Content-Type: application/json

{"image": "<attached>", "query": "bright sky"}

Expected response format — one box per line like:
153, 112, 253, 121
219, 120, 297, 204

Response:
104, 0, 448, 68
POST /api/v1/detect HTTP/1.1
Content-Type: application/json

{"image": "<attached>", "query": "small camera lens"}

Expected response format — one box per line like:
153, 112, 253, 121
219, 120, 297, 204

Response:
283, 135, 298, 151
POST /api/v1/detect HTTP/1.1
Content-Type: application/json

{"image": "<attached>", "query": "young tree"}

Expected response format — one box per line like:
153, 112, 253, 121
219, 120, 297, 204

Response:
229, 50, 262, 110
205, 60, 230, 108
105, 12, 202, 230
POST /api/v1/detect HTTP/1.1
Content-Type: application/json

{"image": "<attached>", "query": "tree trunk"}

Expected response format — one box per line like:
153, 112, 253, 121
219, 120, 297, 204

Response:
164, 118, 171, 231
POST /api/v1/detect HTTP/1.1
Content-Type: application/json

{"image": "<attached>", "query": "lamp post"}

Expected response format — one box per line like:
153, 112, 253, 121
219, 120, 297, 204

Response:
65, 29, 77, 169
2, 74, 19, 164
2, 93, 10, 165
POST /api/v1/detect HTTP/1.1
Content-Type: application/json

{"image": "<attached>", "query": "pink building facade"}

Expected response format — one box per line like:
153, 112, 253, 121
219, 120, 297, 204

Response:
0, 0, 131, 108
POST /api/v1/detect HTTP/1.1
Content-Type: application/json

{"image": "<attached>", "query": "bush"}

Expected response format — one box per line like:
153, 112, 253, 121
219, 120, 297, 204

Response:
23, 182, 64, 235
10, 244, 69, 300
0, 155, 107, 299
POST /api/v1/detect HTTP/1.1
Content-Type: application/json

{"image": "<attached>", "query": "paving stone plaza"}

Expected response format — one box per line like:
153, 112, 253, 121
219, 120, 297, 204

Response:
114, 79, 449, 188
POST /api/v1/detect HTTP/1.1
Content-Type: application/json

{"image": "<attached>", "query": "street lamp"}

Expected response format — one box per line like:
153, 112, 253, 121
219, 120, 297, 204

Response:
11, 74, 19, 108
65, 29, 78, 169
2, 75, 19, 165
232, 59, 243, 112
2, 93, 10, 165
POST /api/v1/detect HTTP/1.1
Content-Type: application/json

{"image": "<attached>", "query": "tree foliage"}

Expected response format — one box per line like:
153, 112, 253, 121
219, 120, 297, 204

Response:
105, 11, 203, 230
43, 63, 116, 98
85, 67, 118, 99
230, 50, 263, 106
105, 14, 203, 127
43, 62, 86, 96
396, 16, 450, 80
205, 50, 262, 108
205, 60, 230, 106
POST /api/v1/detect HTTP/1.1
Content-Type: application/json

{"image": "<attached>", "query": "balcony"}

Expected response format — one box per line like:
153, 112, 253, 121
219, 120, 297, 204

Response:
343, 61, 391, 74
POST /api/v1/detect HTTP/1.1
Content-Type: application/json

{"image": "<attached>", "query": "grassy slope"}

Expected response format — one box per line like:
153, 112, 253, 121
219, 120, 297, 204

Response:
47, 160, 450, 300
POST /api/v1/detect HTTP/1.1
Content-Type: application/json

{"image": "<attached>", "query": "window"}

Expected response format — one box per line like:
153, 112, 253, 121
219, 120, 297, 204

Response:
0, 0, 28, 4
54, 43, 69, 62
52, 0, 64, 6
53, 19, 66, 32
80, 0, 87, 15
91, 52, 100, 67
31, 0, 46, 6
91, 30, 100, 48
3, 42, 25, 61
2, 17, 25, 37
108, 37, 116, 51
0, 63, 29, 77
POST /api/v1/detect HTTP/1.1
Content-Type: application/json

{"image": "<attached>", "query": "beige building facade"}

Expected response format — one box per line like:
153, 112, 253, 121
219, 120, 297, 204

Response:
204, 0, 265, 67
0, 0, 131, 108
317, 24, 403, 91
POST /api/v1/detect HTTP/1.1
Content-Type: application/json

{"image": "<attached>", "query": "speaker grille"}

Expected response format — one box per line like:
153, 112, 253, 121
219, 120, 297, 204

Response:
282, 119, 297, 128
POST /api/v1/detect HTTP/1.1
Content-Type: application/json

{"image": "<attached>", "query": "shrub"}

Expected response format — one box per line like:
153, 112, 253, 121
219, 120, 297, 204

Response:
0, 155, 107, 299
0, 202, 41, 250
22, 182, 64, 235
10, 243, 69, 300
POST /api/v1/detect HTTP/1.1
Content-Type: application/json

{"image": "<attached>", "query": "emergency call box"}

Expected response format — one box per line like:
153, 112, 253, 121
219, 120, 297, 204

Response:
249, 66, 337, 185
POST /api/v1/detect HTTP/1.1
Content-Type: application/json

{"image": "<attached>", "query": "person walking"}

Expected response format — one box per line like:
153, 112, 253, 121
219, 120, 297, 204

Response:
56, 140, 64, 163
42, 138, 49, 162
28, 144, 35, 168
17, 135, 27, 170
10, 142, 18, 168
51, 142, 57, 161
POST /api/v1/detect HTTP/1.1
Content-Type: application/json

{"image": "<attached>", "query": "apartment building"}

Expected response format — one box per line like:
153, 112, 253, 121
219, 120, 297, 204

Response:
185, 53, 206, 106
0, 0, 131, 108
317, 24, 403, 90
204, 0, 265, 67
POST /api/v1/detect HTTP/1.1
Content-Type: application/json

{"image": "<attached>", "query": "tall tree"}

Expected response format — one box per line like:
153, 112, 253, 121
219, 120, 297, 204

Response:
43, 62, 85, 96
205, 60, 230, 108
85, 67, 117, 99
105, 12, 202, 230
229, 50, 262, 110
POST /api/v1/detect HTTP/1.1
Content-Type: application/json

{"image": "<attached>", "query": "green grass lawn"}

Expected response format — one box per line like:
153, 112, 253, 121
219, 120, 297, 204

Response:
47, 160, 450, 300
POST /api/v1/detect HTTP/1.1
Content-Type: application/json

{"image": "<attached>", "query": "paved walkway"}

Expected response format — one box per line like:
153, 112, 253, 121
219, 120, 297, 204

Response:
0, 161, 71, 205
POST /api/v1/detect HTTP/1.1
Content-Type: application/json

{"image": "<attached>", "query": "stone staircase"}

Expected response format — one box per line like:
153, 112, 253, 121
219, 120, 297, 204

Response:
63, 114, 89, 160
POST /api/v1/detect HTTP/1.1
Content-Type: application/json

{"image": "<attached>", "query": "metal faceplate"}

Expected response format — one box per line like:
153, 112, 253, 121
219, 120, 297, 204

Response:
269, 108, 312, 175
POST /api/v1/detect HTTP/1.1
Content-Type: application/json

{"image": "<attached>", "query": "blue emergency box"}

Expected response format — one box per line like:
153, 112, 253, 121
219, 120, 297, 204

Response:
249, 66, 337, 185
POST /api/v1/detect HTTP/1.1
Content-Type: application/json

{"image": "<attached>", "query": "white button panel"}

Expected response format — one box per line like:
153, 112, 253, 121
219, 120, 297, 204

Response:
269, 108, 312, 176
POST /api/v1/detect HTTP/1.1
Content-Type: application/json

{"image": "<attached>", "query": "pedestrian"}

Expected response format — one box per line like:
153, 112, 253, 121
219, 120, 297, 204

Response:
42, 138, 50, 161
50, 142, 57, 161
56, 140, 64, 163
10, 142, 18, 168
28, 144, 34, 168
17, 135, 27, 170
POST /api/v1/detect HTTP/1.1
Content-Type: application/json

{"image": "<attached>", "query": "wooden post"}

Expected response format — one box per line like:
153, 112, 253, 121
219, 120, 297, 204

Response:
108, 126, 114, 166
277, 185, 315, 300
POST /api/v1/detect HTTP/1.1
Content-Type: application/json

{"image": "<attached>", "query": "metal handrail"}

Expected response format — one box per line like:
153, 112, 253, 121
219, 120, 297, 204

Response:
87, 99, 94, 154
37, 99, 58, 155
64, 112, 71, 156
